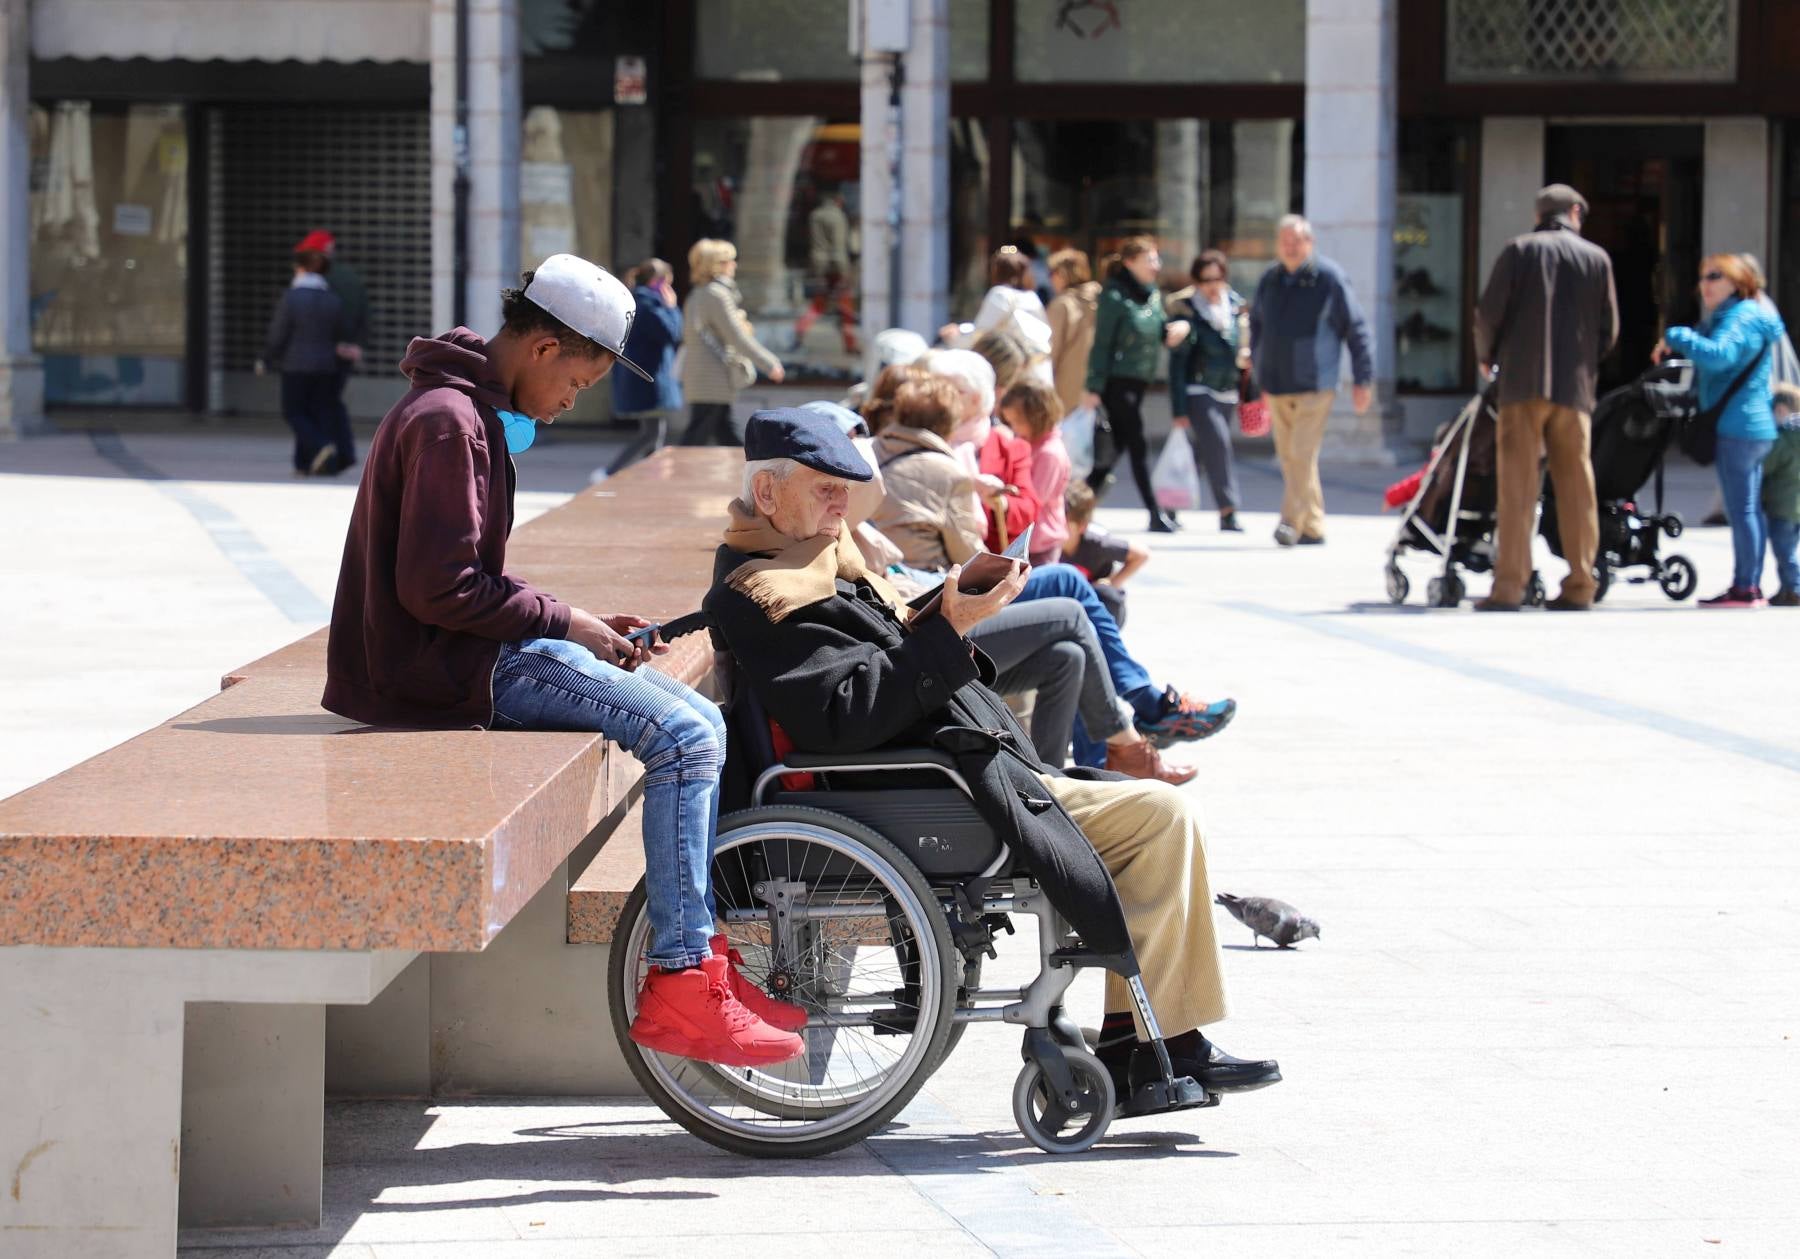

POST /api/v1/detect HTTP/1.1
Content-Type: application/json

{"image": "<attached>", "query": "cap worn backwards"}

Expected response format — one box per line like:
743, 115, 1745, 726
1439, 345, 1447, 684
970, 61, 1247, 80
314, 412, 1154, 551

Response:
744, 408, 874, 482
522, 254, 654, 382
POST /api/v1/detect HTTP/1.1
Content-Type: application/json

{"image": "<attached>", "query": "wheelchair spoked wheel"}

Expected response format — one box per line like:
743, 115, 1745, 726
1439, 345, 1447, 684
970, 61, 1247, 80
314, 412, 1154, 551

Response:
608, 806, 959, 1158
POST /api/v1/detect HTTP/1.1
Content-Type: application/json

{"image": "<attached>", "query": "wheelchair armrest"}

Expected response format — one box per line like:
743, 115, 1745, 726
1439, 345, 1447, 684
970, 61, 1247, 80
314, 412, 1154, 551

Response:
753, 747, 971, 805
780, 747, 957, 772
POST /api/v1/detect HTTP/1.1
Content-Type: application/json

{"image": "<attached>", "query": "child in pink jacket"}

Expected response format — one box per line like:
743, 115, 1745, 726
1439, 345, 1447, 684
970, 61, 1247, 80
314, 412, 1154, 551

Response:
1000, 378, 1070, 567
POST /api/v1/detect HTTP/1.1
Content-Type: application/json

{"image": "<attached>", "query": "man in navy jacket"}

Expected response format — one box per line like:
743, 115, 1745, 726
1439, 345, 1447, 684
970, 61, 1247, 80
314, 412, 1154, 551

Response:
1250, 215, 1374, 547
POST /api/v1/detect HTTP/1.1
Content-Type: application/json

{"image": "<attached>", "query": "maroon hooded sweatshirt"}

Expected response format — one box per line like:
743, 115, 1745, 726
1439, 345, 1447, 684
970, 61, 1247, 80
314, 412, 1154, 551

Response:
322, 329, 571, 729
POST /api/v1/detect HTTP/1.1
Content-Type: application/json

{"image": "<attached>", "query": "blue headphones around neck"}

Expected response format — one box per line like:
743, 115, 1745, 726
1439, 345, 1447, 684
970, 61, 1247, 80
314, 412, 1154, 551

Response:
497, 409, 537, 454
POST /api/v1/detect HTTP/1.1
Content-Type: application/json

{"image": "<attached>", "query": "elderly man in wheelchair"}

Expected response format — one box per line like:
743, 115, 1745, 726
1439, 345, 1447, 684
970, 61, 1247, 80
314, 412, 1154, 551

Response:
605, 408, 1278, 1156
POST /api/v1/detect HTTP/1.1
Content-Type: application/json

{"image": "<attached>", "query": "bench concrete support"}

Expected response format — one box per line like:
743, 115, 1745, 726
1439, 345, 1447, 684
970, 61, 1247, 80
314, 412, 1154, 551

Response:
179, 1003, 326, 1230
0, 946, 413, 1258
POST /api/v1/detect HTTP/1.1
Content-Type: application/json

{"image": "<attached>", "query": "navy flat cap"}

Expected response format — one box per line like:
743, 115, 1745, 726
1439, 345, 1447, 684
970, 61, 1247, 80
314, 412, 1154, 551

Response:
743, 407, 874, 481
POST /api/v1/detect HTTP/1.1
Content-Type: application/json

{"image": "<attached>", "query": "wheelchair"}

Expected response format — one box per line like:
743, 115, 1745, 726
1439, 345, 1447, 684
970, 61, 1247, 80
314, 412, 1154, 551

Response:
604, 616, 1215, 1158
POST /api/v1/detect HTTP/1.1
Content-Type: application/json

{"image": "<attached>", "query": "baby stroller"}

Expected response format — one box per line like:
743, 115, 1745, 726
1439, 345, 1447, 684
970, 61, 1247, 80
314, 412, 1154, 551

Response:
1383, 380, 1548, 607
1540, 360, 1698, 602
605, 613, 1217, 1158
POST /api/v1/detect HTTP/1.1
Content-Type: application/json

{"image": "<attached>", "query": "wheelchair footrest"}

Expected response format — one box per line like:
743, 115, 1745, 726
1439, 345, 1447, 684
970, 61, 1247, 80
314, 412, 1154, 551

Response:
1115, 1073, 1217, 1120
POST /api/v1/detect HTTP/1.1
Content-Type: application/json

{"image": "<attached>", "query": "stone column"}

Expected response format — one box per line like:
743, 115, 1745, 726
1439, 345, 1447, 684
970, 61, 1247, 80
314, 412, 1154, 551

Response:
859, 44, 899, 376
430, 0, 521, 336
1702, 119, 1770, 264
1304, 0, 1398, 460
0, 0, 46, 437
898, 0, 948, 337
1477, 117, 1546, 280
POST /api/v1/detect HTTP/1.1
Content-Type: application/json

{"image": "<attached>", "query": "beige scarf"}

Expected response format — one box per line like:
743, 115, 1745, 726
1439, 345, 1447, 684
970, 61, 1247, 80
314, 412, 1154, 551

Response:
722, 498, 912, 624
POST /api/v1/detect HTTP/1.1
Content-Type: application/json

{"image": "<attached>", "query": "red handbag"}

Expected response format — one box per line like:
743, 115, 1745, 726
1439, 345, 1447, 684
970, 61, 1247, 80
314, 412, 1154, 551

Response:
1237, 368, 1270, 437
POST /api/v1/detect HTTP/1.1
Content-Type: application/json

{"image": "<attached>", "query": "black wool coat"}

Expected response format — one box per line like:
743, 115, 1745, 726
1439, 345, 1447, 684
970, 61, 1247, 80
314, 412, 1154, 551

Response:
703, 545, 1137, 965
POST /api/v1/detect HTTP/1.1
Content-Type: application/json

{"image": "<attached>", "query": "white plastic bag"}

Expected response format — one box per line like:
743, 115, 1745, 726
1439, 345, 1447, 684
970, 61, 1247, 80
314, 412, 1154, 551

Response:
1061, 405, 1098, 481
1152, 432, 1202, 511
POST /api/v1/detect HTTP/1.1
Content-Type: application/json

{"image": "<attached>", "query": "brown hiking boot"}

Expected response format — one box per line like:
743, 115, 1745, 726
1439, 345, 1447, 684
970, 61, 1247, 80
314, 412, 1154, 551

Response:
1104, 738, 1198, 786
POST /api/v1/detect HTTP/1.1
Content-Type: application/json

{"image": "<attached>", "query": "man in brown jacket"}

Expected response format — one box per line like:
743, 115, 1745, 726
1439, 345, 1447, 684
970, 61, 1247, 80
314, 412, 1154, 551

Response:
1472, 183, 1620, 611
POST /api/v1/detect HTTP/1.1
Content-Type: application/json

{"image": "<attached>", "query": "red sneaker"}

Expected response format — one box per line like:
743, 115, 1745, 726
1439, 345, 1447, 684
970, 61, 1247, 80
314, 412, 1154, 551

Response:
711, 934, 809, 1032
629, 956, 806, 1067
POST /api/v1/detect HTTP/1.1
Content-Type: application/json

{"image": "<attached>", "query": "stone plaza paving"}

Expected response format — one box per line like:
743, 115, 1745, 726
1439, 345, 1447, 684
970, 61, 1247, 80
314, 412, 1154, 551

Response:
3, 427, 1796, 1256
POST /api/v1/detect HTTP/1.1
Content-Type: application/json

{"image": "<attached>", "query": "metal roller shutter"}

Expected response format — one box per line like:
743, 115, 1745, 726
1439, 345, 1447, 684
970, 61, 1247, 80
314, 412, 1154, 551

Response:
217, 106, 430, 376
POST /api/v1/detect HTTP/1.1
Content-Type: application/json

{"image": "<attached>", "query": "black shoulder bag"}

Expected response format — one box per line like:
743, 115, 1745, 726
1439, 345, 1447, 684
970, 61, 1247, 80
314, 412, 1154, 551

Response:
1678, 339, 1770, 467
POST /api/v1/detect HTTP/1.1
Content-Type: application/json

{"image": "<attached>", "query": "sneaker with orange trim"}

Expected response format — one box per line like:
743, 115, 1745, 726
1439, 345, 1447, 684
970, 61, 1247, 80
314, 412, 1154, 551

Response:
710, 933, 809, 1032
629, 956, 806, 1067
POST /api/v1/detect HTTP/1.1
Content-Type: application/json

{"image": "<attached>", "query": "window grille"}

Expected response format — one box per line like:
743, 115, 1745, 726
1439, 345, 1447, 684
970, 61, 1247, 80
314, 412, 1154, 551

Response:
217, 107, 430, 375
1447, 0, 1736, 83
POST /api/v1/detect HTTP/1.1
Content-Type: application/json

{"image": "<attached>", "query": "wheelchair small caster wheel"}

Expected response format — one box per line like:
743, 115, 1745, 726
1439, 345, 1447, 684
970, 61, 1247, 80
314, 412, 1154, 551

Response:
1662, 513, 1684, 539
1013, 1049, 1115, 1154
1427, 573, 1464, 608
1526, 572, 1546, 607
1658, 553, 1697, 601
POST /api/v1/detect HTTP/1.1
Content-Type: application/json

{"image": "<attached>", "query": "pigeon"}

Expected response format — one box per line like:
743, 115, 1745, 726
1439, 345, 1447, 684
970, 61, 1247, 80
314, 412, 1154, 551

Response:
1215, 893, 1321, 949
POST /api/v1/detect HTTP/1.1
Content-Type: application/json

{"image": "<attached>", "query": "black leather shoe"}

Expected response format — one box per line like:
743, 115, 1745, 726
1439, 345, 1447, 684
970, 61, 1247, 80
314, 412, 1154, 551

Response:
1296, 533, 1326, 546
1128, 1039, 1282, 1095
1219, 513, 1243, 533
1149, 510, 1178, 533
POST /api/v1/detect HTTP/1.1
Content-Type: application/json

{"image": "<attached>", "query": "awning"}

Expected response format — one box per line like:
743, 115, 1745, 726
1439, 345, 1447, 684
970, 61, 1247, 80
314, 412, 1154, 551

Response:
32, 0, 429, 65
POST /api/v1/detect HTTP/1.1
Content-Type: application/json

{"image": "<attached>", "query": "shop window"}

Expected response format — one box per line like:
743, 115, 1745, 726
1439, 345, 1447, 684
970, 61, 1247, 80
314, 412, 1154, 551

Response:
520, 107, 615, 269
949, 118, 992, 321
1779, 125, 1800, 344
1004, 117, 1301, 316
692, 115, 862, 380
521, 0, 606, 57
1448, 0, 1736, 82
28, 102, 188, 406
1395, 119, 1471, 392
1014, 0, 1303, 83
695, 1, 989, 82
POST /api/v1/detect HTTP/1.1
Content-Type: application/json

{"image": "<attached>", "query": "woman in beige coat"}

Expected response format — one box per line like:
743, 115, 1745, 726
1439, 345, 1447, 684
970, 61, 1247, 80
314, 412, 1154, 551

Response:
867, 375, 986, 572
1046, 248, 1101, 415
679, 239, 784, 446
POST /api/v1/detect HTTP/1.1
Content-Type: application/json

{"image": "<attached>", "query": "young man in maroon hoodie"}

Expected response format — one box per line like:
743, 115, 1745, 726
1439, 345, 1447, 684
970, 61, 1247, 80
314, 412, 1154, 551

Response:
322, 254, 806, 1068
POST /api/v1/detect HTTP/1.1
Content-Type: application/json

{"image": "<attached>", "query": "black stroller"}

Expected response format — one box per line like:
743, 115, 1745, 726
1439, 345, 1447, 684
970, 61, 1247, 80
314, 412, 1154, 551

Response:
1540, 360, 1699, 602
1383, 380, 1548, 606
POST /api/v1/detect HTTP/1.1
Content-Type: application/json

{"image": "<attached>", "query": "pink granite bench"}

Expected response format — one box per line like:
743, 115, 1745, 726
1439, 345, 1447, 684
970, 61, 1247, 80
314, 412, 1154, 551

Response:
0, 448, 738, 1257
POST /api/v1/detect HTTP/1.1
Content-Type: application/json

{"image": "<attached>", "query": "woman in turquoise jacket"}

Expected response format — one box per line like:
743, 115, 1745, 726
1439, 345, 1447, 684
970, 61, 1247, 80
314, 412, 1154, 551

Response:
1660, 253, 1788, 606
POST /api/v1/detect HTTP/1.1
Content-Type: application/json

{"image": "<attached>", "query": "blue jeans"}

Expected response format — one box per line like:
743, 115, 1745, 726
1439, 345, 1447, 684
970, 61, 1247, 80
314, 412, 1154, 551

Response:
1769, 515, 1800, 592
1716, 437, 1774, 590
1016, 564, 1161, 765
491, 638, 726, 969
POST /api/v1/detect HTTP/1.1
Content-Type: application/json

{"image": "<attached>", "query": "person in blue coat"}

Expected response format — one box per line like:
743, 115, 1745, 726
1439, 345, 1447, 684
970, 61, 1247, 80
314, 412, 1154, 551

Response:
1658, 253, 1788, 606
605, 258, 684, 475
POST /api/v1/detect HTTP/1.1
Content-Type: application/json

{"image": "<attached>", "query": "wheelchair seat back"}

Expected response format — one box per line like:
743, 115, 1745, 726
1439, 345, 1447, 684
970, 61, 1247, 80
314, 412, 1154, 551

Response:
717, 650, 1010, 880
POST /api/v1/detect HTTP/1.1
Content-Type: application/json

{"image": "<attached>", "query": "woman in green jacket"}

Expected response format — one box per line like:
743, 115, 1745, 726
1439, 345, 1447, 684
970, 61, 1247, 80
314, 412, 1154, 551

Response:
1082, 236, 1190, 532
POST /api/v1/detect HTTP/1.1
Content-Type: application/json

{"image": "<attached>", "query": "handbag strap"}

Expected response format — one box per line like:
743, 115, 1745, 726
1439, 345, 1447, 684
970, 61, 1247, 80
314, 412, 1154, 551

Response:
1695, 338, 1771, 425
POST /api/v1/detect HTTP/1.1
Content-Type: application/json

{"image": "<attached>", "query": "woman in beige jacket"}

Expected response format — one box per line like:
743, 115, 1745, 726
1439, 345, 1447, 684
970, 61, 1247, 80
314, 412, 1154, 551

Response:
1046, 248, 1101, 415
678, 239, 784, 446
867, 376, 986, 572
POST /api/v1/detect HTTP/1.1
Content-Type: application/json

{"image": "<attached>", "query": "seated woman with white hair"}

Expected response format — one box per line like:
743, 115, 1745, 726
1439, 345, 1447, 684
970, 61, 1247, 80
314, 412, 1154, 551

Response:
918, 347, 1239, 762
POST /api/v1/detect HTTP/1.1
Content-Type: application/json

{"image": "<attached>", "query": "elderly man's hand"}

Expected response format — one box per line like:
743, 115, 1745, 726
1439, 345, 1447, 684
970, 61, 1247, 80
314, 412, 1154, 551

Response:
942, 560, 1029, 637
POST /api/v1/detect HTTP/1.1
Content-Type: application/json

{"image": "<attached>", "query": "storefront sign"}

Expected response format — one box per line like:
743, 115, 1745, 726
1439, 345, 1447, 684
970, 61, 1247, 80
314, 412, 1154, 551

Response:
112, 204, 153, 237
614, 55, 647, 106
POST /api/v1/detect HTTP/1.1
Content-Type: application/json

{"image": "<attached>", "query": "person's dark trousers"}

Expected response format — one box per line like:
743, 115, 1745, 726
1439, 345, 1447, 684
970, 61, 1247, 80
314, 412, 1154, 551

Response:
1089, 377, 1154, 509
323, 361, 358, 471
679, 402, 739, 447
965, 597, 1130, 766
280, 371, 338, 472
606, 410, 672, 475
1185, 391, 1241, 512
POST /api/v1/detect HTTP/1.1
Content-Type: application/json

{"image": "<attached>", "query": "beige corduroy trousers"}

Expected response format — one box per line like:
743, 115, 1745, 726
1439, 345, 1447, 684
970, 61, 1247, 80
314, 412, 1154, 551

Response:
1039, 774, 1227, 1036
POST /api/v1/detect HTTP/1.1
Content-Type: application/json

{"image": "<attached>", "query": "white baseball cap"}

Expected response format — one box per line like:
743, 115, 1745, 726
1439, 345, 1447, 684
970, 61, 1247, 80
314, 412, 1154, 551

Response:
521, 254, 653, 381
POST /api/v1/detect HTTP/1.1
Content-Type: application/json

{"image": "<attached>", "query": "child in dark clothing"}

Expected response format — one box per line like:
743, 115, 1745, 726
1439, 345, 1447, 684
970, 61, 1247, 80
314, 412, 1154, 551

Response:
1061, 480, 1149, 626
